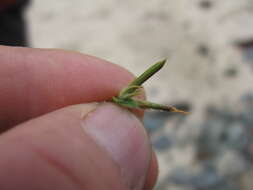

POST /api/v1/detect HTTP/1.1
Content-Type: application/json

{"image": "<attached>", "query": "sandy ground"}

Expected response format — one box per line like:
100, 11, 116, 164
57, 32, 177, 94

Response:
26, 0, 253, 189
26, 0, 253, 105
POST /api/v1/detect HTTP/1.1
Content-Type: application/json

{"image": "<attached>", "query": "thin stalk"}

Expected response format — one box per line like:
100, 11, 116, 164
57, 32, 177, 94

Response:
134, 99, 189, 114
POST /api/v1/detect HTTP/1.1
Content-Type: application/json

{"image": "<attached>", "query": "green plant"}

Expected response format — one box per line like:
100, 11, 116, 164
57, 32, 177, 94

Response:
112, 59, 188, 114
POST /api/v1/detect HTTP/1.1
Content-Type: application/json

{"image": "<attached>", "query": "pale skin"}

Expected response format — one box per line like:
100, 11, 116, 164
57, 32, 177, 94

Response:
0, 45, 158, 190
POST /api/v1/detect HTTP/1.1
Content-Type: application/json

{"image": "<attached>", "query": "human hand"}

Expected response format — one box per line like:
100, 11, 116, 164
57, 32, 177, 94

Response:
0, 46, 158, 190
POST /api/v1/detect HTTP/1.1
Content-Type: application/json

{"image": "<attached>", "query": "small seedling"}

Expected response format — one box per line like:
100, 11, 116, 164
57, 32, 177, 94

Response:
112, 59, 189, 114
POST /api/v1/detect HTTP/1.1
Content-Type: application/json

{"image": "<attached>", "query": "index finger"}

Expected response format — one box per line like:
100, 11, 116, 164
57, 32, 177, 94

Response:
0, 46, 134, 130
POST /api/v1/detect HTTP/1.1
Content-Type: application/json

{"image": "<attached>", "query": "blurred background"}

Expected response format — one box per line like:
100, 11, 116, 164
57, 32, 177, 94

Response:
1, 0, 253, 189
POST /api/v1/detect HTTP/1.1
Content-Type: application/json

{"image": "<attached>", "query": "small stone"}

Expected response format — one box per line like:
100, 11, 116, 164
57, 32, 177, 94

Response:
199, 0, 213, 9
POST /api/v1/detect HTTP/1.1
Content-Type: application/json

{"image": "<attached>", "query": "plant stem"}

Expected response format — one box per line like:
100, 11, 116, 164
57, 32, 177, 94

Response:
134, 99, 189, 114
112, 59, 189, 114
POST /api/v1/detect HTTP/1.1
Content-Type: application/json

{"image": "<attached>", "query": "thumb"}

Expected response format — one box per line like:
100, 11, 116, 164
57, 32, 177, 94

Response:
0, 103, 151, 190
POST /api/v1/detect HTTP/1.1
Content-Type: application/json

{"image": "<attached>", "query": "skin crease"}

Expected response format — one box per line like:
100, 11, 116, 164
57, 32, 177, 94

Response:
0, 45, 158, 190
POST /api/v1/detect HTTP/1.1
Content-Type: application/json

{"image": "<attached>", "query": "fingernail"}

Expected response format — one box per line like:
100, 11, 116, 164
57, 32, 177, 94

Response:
82, 103, 151, 190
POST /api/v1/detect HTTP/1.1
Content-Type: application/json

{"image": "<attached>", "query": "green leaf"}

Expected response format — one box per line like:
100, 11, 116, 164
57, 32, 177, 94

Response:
112, 97, 139, 109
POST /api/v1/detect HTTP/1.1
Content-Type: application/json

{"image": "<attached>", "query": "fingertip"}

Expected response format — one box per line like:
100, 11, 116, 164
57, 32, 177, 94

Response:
0, 46, 135, 129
